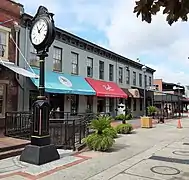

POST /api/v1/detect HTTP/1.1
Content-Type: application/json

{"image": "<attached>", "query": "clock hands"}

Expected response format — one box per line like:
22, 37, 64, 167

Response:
37, 25, 40, 33
39, 24, 45, 32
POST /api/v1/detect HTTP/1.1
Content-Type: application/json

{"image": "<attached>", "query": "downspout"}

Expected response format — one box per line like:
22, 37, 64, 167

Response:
14, 23, 23, 111
22, 21, 28, 111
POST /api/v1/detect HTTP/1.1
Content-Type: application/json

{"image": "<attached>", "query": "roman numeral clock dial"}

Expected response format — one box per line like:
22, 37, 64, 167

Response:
31, 19, 48, 46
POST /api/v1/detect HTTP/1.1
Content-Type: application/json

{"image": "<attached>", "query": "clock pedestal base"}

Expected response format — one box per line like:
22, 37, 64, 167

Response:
20, 144, 60, 165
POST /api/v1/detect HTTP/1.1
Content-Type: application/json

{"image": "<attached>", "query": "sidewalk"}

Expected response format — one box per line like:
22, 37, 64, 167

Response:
0, 118, 189, 180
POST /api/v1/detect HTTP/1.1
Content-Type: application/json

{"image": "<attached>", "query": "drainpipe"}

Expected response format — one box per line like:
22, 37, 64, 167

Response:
14, 22, 20, 66
14, 22, 22, 111
22, 21, 28, 111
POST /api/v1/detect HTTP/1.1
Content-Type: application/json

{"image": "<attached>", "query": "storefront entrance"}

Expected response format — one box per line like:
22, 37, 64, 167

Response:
97, 98, 105, 112
49, 93, 64, 111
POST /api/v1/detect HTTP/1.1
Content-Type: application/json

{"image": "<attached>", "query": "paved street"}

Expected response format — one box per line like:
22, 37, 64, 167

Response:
1, 118, 189, 180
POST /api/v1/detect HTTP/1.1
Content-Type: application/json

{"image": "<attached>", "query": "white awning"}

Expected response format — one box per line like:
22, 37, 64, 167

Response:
0, 60, 39, 78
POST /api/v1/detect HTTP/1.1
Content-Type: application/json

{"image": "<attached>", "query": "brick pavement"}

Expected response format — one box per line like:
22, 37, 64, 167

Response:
0, 117, 185, 180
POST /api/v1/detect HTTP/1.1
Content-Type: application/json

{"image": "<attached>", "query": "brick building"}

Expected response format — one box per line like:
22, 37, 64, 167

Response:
0, 0, 23, 127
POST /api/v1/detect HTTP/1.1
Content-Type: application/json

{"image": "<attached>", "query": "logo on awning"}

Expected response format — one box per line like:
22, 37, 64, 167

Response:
58, 76, 72, 87
102, 84, 114, 91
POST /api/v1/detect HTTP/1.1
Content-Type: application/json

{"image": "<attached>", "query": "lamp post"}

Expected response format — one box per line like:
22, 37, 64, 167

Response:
142, 65, 147, 116
20, 6, 59, 165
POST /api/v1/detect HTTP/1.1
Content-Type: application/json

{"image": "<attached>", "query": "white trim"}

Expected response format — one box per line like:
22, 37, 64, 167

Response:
0, 25, 11, 32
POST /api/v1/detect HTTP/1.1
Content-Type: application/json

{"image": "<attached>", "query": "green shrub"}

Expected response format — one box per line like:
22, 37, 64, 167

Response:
83, 133, 115, 151
116, 123, 133, 134
147, 106, 157, 116
90, 116, 111, 134
126, 114, 133, 120
103, 127, 118, 138
115, 114, 125, 120
83, 116, 115, 151
115, 114, 133, 121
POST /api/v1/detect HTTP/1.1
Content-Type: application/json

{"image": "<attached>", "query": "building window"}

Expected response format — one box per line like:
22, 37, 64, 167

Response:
0, 84, 6, 117
133, 99, 136, 111
155, 84, 159, 90
109, 64, 114, 81
0, 31, 7, 58
133, 71, 136, 86
53, 47, 62, 71
87, 96, 93, 112
140, 98, 143, 111
119, 67, 123, 83
99, 61, 104, 80
109, 98, 114, 112
139, 73, 142, 87
145, 75, 147, 87
71, 52, 79, 74
126, 69, 130, 84
149, 76, 152, 86
30, 46, 39, 67
70, 95, 79, 115
86, 57, 93, 77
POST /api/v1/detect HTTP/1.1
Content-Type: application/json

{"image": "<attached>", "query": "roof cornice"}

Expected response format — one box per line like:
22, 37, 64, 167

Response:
21, 13, 155, 73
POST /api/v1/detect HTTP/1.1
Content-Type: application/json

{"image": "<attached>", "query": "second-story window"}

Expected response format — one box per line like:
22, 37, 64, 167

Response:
119, 67, 123, 83
126, 68, 130, 84
86, 57, 93, 77
99, 60, 104, 80
0, 31, 6, 58
149, 76, 152, 86
145, 75, 147, 87
30, 46, 39, 67
53, 47, 62, 72
71, 52, 78, 75
109, 64, 114, 81
139, 73, 142, 87
133, 71, 136, 86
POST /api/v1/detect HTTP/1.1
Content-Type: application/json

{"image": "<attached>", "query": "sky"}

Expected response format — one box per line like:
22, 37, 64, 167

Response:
17, 0, 189, 85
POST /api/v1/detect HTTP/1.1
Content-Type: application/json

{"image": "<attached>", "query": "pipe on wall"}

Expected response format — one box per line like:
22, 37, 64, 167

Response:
22, 21, 28, 111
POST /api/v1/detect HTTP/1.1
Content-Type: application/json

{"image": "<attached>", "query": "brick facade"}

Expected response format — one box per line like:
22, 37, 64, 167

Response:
0, 0, 23, 127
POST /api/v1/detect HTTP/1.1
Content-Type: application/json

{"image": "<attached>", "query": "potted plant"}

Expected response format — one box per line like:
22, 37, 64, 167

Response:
147, 106, 157, 119
140, 106, 156, 128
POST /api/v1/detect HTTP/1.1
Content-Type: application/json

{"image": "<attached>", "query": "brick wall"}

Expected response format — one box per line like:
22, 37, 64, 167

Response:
0, 0, 22, 62
153, 79, 163, 91
0, 0, 23, 127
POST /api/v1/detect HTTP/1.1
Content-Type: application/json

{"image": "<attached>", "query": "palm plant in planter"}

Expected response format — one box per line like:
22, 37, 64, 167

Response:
147, 106, 157, 119
83, 116, 116, 151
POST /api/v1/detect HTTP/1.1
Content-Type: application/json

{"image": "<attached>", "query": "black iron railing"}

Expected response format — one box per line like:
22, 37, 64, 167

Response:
5, 111, 95, 150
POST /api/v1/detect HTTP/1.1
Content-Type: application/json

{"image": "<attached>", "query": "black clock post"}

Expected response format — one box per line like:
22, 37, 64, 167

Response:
20, 6, 60, 165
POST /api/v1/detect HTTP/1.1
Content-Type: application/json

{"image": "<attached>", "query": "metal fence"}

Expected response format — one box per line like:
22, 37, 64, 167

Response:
5, 111, 95, 150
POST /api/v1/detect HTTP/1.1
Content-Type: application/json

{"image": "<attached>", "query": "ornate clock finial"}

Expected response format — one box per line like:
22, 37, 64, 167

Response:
32, 6, 49, 21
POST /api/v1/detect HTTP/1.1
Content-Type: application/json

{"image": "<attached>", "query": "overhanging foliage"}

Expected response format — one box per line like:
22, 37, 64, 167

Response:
133, 0, 189, 25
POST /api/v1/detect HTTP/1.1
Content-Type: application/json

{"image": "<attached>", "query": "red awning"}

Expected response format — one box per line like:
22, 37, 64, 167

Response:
85, 78, 128, 98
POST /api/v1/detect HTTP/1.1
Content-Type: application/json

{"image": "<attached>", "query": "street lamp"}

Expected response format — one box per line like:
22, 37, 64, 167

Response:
173, 85, 183, 118
142, 65, 147, 116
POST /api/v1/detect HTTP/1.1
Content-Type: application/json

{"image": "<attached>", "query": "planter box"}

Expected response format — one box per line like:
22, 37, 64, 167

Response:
140, 116, 152, 128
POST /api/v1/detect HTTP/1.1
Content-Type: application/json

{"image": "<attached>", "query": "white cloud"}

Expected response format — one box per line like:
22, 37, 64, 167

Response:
147, 63, 189, 86
18, 0, 189, 85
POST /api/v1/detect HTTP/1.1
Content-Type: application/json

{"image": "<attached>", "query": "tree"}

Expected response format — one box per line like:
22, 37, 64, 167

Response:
133, 0, 189, 25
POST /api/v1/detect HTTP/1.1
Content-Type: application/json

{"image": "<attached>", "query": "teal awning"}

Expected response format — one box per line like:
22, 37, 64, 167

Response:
30, 68, 96, 95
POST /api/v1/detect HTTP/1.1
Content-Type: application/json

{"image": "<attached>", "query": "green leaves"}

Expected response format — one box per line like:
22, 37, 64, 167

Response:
83, 116, 116, 151
90, 116, 111, 134
133, 0, 189, 25
115, 124, 133, 134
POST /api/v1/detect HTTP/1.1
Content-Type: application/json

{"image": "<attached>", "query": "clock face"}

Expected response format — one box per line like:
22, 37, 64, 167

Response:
31, 19, 48, 45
